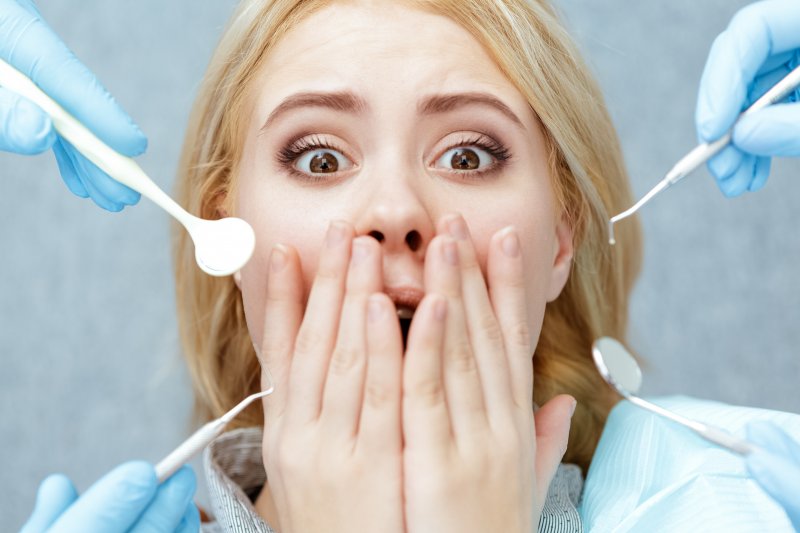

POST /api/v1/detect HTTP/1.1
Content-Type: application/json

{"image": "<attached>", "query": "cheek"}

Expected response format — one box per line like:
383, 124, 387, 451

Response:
471, 219, 555, 346
238, 230, 322, 346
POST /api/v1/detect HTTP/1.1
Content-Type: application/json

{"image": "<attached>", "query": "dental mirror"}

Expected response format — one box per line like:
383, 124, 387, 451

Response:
0, 57, 255, 277
592, 337, 755, 455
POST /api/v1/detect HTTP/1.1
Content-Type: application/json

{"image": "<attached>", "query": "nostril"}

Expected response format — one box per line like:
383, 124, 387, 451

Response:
368, 230, 384, 243
406, 230, 422, 252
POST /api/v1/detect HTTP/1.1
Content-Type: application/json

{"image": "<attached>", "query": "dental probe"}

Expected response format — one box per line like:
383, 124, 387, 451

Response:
608, 63, 800, 245
155, 369, 275, 482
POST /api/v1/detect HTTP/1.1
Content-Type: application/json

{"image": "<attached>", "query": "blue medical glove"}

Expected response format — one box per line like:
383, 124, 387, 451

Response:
745, 421, 800, 531
19, 462, 200, 533
696, 0, 800, 197
0, 0, 146, 211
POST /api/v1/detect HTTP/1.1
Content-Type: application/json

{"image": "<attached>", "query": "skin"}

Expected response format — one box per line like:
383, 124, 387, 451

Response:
232, 2, 576, 532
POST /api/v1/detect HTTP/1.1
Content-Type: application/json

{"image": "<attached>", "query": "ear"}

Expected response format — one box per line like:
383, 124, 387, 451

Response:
233, 270, 242, 289
545, 213, 574, 302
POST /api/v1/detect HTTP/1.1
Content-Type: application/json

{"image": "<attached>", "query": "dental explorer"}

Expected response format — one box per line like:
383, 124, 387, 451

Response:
155, 369, 275, 482
608, 63, 800, 245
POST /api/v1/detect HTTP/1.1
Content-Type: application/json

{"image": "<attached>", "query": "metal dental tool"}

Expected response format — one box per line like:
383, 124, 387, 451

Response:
592, 337, 755, 455
155, 368, 275, 482
608, 63, 800, 245
0, 57, 255, 276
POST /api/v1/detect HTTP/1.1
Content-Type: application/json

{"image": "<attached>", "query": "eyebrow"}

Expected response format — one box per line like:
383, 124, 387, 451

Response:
262, 91, 367, 130
261, 90, 525, 130
419, 92, 524, 128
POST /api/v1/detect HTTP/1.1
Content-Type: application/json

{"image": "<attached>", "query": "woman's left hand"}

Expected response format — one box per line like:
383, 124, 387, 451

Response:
401, 214, 576, 533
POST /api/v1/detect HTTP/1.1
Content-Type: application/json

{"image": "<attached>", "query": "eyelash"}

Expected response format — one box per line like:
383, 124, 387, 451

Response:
275, 134, 343, 182
446, 135, 512, 179
274, 133, 513, 182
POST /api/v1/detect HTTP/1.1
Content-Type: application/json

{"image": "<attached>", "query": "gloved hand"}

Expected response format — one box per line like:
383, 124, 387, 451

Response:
696, 0, 800, 197
745, 421, 800, 531
0, 0, 146, 211
19, 462, 199, 533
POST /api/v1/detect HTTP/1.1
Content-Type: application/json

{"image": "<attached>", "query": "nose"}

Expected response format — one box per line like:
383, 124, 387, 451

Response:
354, 175, 435, 259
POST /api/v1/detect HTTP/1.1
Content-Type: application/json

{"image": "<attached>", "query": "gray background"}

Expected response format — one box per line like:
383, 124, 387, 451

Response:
2, 0, 797, 529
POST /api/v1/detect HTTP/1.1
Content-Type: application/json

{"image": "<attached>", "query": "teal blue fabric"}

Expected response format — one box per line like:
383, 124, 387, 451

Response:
580, 396, 800, 532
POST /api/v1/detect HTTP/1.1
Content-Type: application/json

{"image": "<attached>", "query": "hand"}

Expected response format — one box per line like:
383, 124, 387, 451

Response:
401, 214, 575, 533
0, 0, 146, 211
20, 462, 199, 533
256, 222, 405, 533
745, 421, 800, 531
695, 0, 800, 197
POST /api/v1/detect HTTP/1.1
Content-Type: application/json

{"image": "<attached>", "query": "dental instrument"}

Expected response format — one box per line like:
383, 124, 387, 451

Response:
0, 57, 255, 276
608, 63, 800, 245
592, 336, 755, 455
155, 369, 275, 482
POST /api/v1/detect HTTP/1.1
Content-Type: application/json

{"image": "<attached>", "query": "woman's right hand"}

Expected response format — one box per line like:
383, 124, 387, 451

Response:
256, 221, 405, 533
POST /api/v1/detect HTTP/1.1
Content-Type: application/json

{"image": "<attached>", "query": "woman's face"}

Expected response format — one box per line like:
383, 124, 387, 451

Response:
236, 1, 573, 350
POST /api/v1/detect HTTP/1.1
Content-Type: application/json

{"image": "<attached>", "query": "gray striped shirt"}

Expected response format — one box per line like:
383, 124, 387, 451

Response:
201, 428, 583, 532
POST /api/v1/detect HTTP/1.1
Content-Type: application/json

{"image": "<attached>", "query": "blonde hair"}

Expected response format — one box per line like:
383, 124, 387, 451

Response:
174, 0, 642, 472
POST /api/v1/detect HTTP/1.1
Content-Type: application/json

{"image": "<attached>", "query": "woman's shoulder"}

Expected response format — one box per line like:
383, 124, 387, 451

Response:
202, 427, 275, 532
579, 395, 800, 532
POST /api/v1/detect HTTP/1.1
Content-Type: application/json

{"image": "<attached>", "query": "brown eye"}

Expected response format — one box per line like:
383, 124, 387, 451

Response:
450, 149, 480, 170
295, 148, 352, 175
309, 151, 338, 172
436, 146, 493, 172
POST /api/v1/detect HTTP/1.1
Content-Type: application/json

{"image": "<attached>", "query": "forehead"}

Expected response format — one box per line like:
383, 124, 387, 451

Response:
253, 2, 532, 120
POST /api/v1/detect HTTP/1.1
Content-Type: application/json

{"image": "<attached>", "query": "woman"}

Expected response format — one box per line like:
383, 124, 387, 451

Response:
173, 0, 641, 530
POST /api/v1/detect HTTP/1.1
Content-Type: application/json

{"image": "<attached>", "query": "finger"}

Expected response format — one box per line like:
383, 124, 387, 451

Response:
286, 221, 354, 424
359, 293, 403, 453
0, 87, 55, 155
696, 1, 800, 142
129, 466, 196, 533
0, 1, 147, 155
533, 395, 576, 500
49, 461, 156, 533
260, 243, 304, 423
52, 138, 89, 198
54, 137, 140, 211
425, 234, 487, 441
747, 57, 798, 107
487, 226, 534, 413
717, 153, 758, 198
749, 156, 771, 192
734, 104, 800, 157
175, 502, 201, 533
320, 236, 382, 437
707, 145, 744, 182
20, 474, 78, 533
403, 294, 450, 450
441, 214, 513, 424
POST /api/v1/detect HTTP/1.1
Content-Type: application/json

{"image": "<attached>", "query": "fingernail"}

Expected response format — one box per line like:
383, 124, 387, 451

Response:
271, 245, 287, 272
446, 215, 469, 240
434, 297, 447, 321
351, 238, 370, 266
443, 239, 459, 266
327, 221, 348, 247
501, 227, 520, 257
569, 399, 577, 417
368, 295, 384, 322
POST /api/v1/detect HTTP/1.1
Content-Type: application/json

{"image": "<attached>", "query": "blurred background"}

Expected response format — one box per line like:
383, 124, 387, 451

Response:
2, 0, 798, 528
